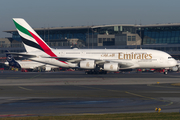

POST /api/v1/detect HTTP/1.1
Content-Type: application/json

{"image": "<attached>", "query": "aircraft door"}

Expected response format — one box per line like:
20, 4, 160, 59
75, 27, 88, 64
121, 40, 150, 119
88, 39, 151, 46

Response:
81, 51, 86, 56
159, 57, 164, 63
61, 51, 66, 56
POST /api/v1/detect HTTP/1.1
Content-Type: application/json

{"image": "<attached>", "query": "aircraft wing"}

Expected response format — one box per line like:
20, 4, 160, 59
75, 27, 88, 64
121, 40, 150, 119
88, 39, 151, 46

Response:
42, 56, 134, 68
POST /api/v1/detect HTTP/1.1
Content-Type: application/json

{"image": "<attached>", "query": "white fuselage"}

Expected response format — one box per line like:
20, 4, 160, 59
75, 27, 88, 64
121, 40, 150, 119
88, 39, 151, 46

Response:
26, 49, 177, 69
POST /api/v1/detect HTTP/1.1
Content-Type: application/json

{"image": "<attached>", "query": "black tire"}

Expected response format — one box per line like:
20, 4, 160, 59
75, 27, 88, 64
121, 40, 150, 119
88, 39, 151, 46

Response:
164, 71, 168, 75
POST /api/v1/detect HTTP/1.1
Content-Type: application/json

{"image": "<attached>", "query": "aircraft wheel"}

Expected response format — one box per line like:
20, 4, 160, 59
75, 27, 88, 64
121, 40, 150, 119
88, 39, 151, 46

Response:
164, 71, 168, 75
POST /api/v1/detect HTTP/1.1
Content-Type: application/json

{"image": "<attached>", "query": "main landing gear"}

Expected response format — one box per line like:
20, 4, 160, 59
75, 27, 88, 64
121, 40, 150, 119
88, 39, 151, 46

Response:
85, 70, 107, 74
163, 69, 168, 75
164, 71, 168, 75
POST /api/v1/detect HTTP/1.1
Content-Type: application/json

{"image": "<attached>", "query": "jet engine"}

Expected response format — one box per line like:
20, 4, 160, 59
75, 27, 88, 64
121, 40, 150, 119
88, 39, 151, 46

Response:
103, 63, 119, 71
79, 60, 96, 69
171, 66, 178, 71
45, 66, 52, 71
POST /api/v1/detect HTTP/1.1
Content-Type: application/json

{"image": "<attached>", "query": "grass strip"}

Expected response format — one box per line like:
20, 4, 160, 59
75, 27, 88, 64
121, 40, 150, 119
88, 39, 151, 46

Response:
1, 112, 180, 120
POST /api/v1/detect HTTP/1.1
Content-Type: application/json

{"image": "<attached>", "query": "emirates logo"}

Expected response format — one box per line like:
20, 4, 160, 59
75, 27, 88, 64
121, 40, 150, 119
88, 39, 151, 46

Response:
110, 65, 113, 70
86, 62, 90, 67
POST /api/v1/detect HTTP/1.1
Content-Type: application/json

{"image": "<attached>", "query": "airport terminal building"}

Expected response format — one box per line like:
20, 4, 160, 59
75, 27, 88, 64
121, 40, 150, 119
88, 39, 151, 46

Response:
1, 22, 180, 60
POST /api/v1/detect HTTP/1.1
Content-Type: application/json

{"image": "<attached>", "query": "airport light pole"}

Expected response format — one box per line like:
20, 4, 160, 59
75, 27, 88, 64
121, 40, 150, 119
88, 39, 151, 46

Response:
47, 24, 50, 46
140, 27, 142, 49
91, 27, 97, 49
92, 27, 93, 49
44, 26, 45, 41
88, 26, 89, 49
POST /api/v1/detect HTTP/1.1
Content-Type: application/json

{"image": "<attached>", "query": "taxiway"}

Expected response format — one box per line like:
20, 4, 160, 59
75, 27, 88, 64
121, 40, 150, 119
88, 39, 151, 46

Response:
0, 71, 180, 116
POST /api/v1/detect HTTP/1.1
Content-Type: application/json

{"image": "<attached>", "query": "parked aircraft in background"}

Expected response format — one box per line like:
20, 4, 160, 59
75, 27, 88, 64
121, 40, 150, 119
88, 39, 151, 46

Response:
4, 52, 59, 72
4, 52, 21, 69
9, 18, 177, 74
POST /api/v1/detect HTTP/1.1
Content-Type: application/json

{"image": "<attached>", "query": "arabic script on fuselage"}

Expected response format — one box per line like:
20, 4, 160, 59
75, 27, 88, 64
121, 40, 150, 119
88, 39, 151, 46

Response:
101, 53, 152, 60
101, 54, 115, 57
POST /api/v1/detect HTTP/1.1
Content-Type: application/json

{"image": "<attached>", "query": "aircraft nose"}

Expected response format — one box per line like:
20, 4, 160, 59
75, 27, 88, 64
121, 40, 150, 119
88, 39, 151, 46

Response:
169, 58, 177, 67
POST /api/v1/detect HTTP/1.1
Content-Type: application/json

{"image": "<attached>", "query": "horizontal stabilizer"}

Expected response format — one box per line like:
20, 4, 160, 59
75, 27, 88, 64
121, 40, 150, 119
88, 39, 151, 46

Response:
6, 52, 37, 58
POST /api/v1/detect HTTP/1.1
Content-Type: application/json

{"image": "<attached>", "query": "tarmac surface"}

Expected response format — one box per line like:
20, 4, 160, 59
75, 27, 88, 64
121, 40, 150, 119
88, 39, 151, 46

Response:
0, 71, 180, 116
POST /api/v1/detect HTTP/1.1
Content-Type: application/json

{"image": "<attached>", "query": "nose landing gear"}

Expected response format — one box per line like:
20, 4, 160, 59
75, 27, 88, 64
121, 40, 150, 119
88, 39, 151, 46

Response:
164, 69, 168, 75
164, 71, 168, 75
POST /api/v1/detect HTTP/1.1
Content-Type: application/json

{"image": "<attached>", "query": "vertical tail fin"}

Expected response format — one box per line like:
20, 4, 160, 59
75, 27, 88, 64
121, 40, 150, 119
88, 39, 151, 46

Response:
12, 18, 51, 53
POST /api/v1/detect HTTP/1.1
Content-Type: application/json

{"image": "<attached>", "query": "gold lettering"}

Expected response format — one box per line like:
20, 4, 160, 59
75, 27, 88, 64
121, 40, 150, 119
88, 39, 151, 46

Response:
142, 53, 144, 59
110, 65, 113, 70
145, 54, 149, 59
124, 54, 132, 59
149, 54, 152, 59
137, 54, 141, 59
118, 52, 153, 60
86, 62, 90, 67
131, 53, 133, 59
134, 54, 137, 59
118, 53, 123, 59
101, 53, 115, 57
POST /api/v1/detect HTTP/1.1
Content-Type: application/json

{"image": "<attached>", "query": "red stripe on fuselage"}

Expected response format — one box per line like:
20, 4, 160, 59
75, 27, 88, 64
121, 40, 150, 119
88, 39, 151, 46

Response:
28, 30, 68, 64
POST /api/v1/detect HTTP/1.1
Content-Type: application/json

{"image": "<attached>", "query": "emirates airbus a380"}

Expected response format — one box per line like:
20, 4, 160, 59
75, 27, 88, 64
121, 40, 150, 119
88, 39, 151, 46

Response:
10, 18, 177, 74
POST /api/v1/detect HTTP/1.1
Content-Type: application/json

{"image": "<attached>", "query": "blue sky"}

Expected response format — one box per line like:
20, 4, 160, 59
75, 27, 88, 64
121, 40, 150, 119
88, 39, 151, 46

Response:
0, 0, 180, 38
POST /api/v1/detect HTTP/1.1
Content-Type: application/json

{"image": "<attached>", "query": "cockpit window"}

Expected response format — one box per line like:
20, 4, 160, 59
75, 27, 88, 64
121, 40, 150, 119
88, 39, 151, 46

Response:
168, 57, 173, 59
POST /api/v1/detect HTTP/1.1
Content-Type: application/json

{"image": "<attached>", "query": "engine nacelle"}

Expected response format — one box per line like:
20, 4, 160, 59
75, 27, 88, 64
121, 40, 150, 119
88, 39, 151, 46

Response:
171, 66, 178, 71
103, 63, 119, 71
45, 66, 51, 71
79, 60, 96, 69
